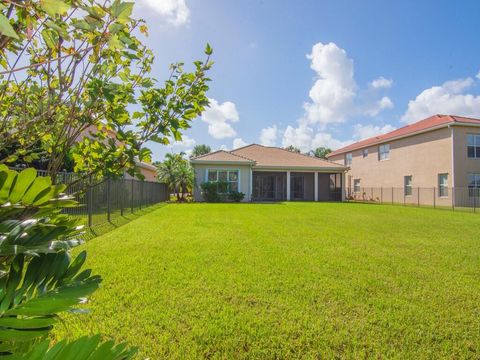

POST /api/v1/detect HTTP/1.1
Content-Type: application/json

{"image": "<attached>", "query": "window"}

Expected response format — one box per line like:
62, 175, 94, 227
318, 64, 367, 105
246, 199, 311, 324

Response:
362, 148, 368, 158
468, 174, 480, 198
353, 179, 361, 192
345, 153, 352, 166
467, 134, 480, 158
378, 144, 390, 161
404, 175, 412, 196
207, 169, 239, 193
329, 174, 342, 191
438, 174, 448, 197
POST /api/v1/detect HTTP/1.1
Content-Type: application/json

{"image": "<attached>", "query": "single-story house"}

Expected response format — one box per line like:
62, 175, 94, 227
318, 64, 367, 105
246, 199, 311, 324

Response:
191, 144, 348, 202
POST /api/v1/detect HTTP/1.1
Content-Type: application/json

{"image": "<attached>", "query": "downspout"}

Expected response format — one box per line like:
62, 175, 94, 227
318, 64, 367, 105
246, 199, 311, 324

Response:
449, 125, 455, 188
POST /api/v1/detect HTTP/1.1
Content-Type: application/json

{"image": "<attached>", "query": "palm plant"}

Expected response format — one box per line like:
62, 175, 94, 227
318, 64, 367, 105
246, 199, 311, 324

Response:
190, 144, 211, 158
0, 165, 135, 358
156, 153, 194, 201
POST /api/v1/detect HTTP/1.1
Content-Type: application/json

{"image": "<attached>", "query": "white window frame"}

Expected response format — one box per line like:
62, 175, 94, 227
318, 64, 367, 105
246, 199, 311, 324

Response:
404, 175, 412, 196
378, 144, 390, 161
362, 148, 368, 158
468, 173, 480, 198
205, 169, 241, 194
467, 134, 480, 159
438, 173, 448, 198
345, 153, 352, 166
353, 179, 361, 192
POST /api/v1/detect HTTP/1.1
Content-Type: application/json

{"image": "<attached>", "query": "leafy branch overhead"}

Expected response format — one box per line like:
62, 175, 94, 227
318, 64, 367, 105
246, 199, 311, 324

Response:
0, 0, 213, 182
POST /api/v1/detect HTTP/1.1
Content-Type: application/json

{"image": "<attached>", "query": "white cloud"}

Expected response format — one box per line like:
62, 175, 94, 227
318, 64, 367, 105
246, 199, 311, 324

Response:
401, 77, 480, 123
201, 98, 239, 139
170, 135, 196, 148
353, 124, 396, 141
233, 138, 248, 149
476, 71, 480, 80
219, 144, 229, 151
282, 123, 351, 152
302, 42, 393, 128
259, 125, 278, 146
365, 96, 394, 117
370, 77, 393, 89
136, 0, 190, 26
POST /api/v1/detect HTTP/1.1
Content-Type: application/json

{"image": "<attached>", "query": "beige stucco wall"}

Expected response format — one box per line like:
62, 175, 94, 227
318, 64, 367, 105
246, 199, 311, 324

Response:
329, 127, 453, 206
452, 126, 480, 188
192, 164, 252, 202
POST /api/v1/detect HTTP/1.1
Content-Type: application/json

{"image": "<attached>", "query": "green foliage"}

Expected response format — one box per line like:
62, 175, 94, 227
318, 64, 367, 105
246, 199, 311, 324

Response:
200, 181, 222, 202
311, 147, 332, 159
55, 203, 480, 358
190, 144, 212, 159
0, 0, 213, 182
0, 165, 134, 357
157, 153, 193, 202
229, 191, 245, 202
284, 145, 301, 153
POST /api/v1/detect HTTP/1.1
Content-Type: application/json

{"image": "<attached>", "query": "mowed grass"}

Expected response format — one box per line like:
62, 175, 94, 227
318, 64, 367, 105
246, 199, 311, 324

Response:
54, 203, 480, 359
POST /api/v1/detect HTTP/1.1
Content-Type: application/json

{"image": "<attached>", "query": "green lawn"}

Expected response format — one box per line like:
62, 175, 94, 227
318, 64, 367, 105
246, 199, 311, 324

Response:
54, 203, 480, 359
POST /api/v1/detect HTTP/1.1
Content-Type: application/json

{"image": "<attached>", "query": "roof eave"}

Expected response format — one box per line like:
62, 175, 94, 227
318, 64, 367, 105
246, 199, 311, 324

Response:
190, 160, 255, 165
253, 165, 347, 172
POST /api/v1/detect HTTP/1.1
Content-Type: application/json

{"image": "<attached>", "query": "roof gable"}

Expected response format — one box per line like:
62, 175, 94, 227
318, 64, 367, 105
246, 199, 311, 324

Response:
190, 150, 255, 163
232, 144, 345, 169
328, 114, 480, 157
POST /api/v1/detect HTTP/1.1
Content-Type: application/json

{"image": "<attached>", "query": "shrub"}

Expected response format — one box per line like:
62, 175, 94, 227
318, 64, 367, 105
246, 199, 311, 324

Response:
229, 191, 245, 202
200, 181, 221, 202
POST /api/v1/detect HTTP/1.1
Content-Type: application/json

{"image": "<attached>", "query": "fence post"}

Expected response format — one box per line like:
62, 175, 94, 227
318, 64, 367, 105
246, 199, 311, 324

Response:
131, 178, 134, 213
120, 179, 124, 217
140, 181, 143, 210
87, 176, 93, 228
380, 187, 383, 204
392, 187, 394, 205
452, 187, 455, 211
473, 191, 476, 213
107, 177, 111, 222
417, 187, 420, 207
433, 187, 436, 208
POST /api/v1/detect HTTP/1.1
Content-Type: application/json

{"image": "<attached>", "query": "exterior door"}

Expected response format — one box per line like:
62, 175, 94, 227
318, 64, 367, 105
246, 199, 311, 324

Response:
254, 175, 275, 200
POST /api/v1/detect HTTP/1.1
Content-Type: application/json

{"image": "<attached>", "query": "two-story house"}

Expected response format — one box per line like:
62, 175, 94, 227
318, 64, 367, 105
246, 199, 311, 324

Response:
327, 114, 480, 207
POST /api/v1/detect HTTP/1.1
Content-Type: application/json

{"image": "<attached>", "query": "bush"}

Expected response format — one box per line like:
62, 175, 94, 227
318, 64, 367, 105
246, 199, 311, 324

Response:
229, 191, 245, 202
200, 182, 244, 202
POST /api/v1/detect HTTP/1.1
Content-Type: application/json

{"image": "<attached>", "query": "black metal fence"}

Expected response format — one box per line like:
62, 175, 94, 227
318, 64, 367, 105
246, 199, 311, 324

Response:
10, 167, 168, 228
347, 187, 480, 213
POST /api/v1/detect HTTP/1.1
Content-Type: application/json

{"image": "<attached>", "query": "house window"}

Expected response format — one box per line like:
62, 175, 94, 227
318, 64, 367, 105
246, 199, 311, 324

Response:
404, 175, 412, 196
207, 169, 239, 193
378, 144, 390, 161
468, 174, 480, 198
345, 153, 352, 166
353, 179, 361, 192
467, 134, 480, 158
438, 173, 448, 197
362, 148, 368, 158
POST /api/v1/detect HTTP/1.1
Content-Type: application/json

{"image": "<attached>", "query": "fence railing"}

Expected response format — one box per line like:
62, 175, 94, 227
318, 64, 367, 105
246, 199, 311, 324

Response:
9, 167, 168, 227
347, 187, 480, 213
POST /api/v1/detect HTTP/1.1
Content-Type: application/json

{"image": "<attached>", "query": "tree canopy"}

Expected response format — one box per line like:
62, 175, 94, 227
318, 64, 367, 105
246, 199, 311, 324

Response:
190, 144, 212, 158
0, 0, 213, 182
311, 147, 332, 159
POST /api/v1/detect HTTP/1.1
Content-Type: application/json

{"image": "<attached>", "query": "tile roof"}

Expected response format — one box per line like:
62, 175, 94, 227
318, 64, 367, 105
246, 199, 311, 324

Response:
232, 144, 346, 169
328, 114, 480, 157
190, 150, 255, 163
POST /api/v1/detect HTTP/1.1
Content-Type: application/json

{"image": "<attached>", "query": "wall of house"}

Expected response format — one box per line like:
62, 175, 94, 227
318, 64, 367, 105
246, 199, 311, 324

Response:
453, 125, 480, 187
193, 164, 252, 202
329, 127, 453, 206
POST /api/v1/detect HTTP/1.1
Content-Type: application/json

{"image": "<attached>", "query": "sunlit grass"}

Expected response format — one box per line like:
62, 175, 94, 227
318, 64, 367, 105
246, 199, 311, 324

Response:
54, 202, 480, 359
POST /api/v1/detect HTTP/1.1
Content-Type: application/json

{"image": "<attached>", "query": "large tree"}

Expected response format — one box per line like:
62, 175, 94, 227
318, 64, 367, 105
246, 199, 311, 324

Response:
157, 152, 193, 201
190, 144, 211, 158
311, 147, 332, 159
0, 0, 213, 183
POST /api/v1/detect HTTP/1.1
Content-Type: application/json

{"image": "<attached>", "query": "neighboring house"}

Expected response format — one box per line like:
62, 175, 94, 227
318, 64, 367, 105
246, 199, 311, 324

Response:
191, 144, 347, 202
327, 114, 480, 206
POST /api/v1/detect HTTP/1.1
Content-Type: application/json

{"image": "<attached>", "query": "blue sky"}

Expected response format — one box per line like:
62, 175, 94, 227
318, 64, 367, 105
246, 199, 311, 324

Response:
133, 0, 480, 161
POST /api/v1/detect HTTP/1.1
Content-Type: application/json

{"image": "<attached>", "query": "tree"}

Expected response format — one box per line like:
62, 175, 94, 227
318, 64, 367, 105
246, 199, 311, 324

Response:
190, 144, 211, 158
285, 145, 301, 153
157, 153, 194, 201
0, 0, 213, 183
311, 147, 332, 159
